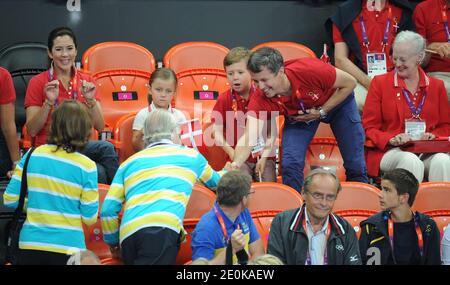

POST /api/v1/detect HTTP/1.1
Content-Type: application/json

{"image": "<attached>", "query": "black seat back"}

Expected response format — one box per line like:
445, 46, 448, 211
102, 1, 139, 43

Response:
0, 42, 48, 133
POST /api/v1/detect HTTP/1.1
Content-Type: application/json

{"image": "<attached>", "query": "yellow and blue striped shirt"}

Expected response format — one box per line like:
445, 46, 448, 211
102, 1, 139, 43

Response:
100, 142, 224, 246
3, 145, 98, 255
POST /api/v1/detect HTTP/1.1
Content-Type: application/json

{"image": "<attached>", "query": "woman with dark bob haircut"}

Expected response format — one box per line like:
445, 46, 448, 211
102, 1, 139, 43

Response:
24, 26, 118, 184
3, 100, 99, 265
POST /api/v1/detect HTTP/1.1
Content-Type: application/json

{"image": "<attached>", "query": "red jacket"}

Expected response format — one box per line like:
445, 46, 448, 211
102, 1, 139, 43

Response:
362, 68, 450, 177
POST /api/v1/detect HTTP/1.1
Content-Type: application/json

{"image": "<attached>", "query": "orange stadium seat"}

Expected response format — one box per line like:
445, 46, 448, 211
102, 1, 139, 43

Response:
252, 210, 280, 250
84, 184, 111, 260
422, 210, 450, 240
315, 122, 335, 138
176, 218, 198, 265
412, 182, 450, 213
163, 42, 230, 170
81, 42, 156, 130
336, 209, 378, 238
110, 112, 137, 163
0, 42, 48, 135
304, 137, 345, 182
333, 182, 381, 213
176, 183, 217, 264
163, 41, 229, 72
100, 257, 123, 265
251, 41, 317, 60
184, 183, 217, 220
248, 182, 303, 214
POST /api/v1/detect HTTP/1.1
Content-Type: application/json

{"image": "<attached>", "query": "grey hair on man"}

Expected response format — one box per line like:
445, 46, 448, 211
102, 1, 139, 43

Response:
303, 168, 342, 194
393, 30, 427, 62
247, 47, 285, 74
143, 109, 179, 146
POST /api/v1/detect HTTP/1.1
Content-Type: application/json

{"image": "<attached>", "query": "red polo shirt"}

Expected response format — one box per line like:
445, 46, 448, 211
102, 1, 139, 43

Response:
333, 0, 403, 72
414, 0, 450, 73
0, 67, 16, 126
213, 87, 275, 162
212, 88, 253, 146
24, 69, 97, 146
247, 58, 336, 119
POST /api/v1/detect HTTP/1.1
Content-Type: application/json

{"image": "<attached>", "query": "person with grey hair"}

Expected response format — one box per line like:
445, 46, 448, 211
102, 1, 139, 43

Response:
267, 169, 361, 265
100, 109, 228, 265
362, 30, 450, 182
232, 46, 368, 194
414, 0, 450, 103
191, 170, 264, 265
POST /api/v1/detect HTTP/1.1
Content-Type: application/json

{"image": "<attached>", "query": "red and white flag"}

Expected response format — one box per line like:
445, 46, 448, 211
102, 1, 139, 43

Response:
179, 118, 203, 149
320, 43, 331, 64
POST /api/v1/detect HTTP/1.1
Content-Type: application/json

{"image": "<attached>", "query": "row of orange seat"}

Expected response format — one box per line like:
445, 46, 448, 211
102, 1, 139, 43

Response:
85, 181, 450, 265
83, 41, 343, 180
81, 41, 321, 169
5, 41, 332, 173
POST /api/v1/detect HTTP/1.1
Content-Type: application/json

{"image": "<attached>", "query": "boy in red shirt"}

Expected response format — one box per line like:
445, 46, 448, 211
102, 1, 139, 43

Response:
212, 47, 276, 182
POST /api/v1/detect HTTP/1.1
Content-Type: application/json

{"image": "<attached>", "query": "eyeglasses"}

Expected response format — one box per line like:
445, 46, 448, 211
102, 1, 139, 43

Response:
305, 190, 337, 202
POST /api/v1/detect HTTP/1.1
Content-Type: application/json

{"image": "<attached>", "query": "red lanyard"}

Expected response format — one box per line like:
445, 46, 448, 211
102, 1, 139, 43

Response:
302, 207, 332, 265
230, 84, 255, 115
214, 205, 230, 245
387, 212, 424, 263
48, 64, 80, 105
359, 4, 395, 52
442, 4, 450, 43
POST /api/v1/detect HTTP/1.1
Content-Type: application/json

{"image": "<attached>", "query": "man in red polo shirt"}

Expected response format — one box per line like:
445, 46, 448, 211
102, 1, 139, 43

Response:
0, 67, 20, 178
232, 47, 368, 193
326, 0, 414, 112
414, 0, 450, 103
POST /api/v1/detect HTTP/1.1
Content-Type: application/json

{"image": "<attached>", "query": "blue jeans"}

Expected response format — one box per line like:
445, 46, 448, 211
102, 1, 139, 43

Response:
281, 93, 368, 193
81, 140, 119, 185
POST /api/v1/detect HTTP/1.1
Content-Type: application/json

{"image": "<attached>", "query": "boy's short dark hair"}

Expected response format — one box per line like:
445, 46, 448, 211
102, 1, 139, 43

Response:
223, 47, 252, 68
382, 168, 419, 207
216, 171, 252, 207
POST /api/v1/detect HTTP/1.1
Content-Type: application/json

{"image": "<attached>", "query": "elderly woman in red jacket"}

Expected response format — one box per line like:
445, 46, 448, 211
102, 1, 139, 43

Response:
362, 31, 450, 182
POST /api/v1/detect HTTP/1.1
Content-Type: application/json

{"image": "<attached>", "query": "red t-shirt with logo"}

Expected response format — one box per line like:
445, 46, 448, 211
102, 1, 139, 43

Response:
247, 58, 336, 119
213, 87, 275, 162
0, 67, 16, 126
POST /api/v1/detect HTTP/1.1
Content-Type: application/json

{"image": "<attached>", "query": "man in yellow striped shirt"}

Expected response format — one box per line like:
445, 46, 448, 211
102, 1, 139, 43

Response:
101, 109, 227, 265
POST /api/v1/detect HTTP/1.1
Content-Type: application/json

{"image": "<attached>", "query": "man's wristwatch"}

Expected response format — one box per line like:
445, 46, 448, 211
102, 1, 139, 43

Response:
318, 107, 328, 120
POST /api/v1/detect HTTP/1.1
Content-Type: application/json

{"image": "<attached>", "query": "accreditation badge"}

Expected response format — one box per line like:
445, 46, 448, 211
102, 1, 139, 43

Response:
366, 53, 387, 78
405, 118, 426, 141
251, 138, 265, 158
